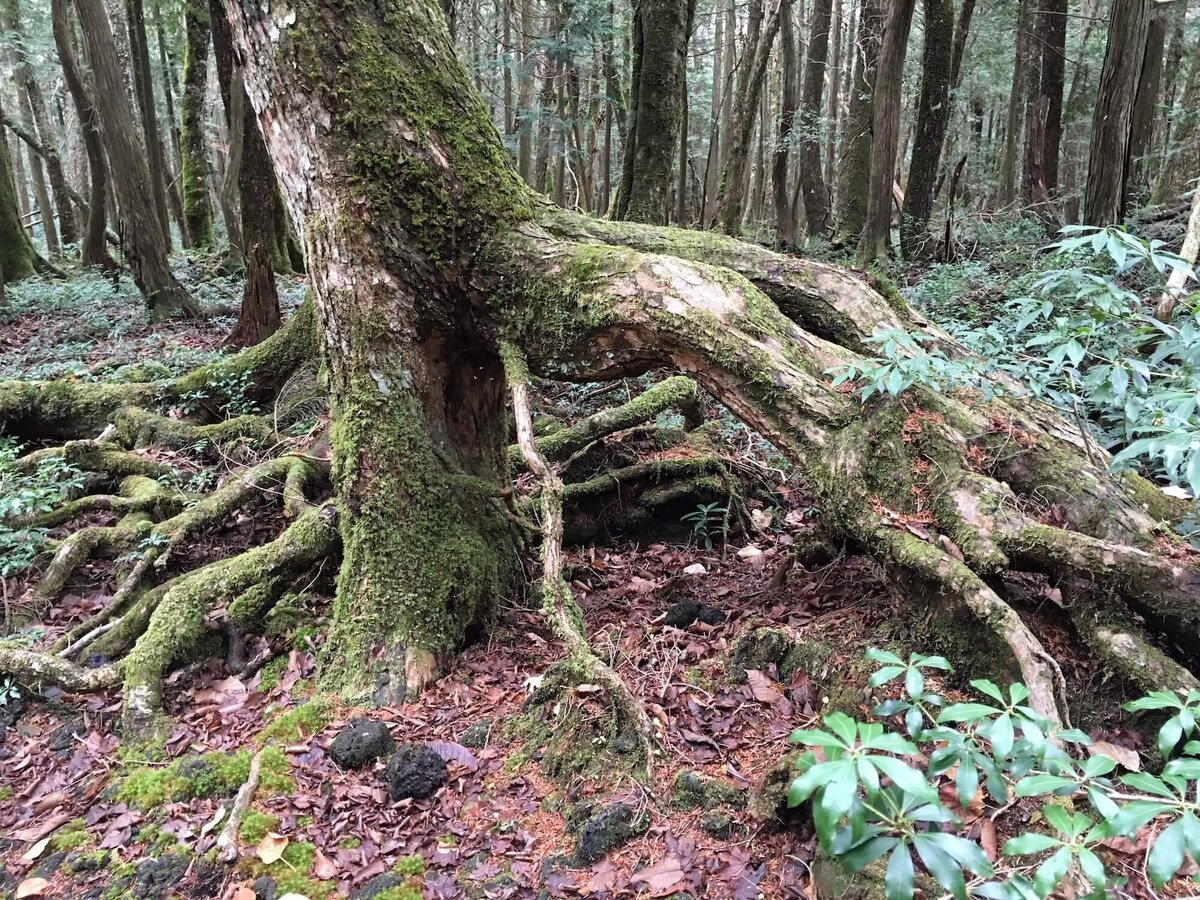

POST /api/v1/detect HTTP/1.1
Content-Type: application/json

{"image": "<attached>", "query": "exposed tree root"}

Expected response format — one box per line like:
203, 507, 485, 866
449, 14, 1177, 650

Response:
216, 746, 267, 862
112, 406, 278, 453
503, 342, 657, 778
0, 645, 119, 692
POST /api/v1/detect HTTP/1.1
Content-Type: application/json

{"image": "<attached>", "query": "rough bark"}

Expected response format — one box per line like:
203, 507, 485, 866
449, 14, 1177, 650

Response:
1035, 0, 1065, 198
997, 0, 1030, 208
832, 0, 882, 245
125, 0, 172, 246
798, 0, 833, 235
1127, 8, 1168, 197
856, 0, 917, 262
1082, 0, 1151, 225
52, 0, 116, 269
612, 0, 693, 223
180, 0, 215, 248
1152, 30, 1200, 205
0, 95, 36, 284
75, 0, 196, 318
772, 3, 799, 249
899, 0, 954, 258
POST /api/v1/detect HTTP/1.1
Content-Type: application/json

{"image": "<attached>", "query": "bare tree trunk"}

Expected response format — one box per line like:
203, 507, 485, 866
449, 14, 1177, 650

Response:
824, 0, 842, 188
52, 0, 115, 269
856, 0, 916, 262
997, 0, 1030, 208
833, 0, 882, 244
1082, 0, 1151, 225
1152, 30, 1200, 204
773, 1, 800, 249
0, 95, 37, 284
75, 0, 196, 318
125, 0, 172, 246
1127, 7, 1170, 198
180, 0, 215, 248
516, 0, 533, 183
798, 0, 833, 234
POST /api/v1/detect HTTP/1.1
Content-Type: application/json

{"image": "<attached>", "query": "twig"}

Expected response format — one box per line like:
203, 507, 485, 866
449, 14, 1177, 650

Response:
216, 747, 266, 863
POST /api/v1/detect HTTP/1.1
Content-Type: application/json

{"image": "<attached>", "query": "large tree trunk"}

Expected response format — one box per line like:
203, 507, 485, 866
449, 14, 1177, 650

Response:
1035, 0, 1065, 199
180, 0, 215, 248
52, 0, 115, 270
899, 0, 953, 258
611, 0, 694, 223
1152, 30, 1200, 205
772, 2, 799, 249
832, 0, 882, 245
75, 0, 196, 319
997, 0, 1030, 209
1082, 0, 1151, 225
1126, 7, 1170, 198
856, 0, 916, 262
797, 0, 833, 235
0, 95, 37, 285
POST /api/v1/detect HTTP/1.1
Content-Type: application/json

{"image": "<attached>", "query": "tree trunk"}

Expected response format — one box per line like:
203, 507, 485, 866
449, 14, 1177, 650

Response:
856, 0, 916, 262
0, 96, 37, 285
772, 2, 799, 249
611, 0, 693, 224
180, 0, 216, 248
1152, 30, 1200, 204
824, 0, 842, 188
798, 0, 833, 235
52, 0, 115, 270
899, 0, 953, 258
1127, 9, 1168, 198
832, 0, 882, 245
16, 92, 58, 256
1082, 0, 1150, 225
997, 0, 1030, 209
75, 0, 196, 318
1036, 0, 1065, 199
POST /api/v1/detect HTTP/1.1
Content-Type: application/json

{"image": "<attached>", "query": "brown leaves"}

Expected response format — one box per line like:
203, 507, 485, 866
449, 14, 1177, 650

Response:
312, 847, 339, 880
14, 878, 50, 898
1088, 740, 1141, 771
744, 669, 783, 704
427, 741, 480, 773
256, 832, 289, 865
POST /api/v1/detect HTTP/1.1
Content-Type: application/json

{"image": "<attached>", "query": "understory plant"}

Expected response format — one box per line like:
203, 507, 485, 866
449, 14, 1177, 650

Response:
789, 649, 1200, 899
0, 439, 87, 577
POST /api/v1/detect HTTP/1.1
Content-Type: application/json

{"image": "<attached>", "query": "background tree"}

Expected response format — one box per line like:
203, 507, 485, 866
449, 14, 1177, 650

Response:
179, 0, 214, 248
797, 0, 833, 235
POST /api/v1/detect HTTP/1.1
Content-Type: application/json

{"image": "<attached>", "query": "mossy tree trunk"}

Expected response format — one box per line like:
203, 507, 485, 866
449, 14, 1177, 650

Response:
180, 0, 215, 249
797, 0, 833, 236
0, 94, 36, 285
832, 0, 882, 245
611, 0, 694, 224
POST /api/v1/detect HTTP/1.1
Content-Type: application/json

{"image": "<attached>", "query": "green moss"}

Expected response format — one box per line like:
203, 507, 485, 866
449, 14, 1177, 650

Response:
371, 886, 424, 900
258, 656, 289, 693
115, 750, 253, 809
238, 811, 279, 845
256, 696, 335, 744
49, 818, 92, 852
393, 854, 425, 876
0, 785, 12, 801
338, 837, 362, 849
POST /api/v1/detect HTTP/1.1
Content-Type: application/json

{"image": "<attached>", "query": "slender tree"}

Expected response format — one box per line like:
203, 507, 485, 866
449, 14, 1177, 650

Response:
180, 0, 215, 248
0, 95, 36, 287
772, 2, 799, 249
797, 0, 833, 234
1082, 0, 1151, 225
1152, 30, 1200, 204
833, 0, 882, 245
125, 0, 172, 245
997, 0, 1031, 208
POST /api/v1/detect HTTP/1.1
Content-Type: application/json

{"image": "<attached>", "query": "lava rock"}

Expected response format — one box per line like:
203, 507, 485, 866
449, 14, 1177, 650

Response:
671, 770, 744, 810
459, 720, 492, 749
0, 695, 26, 742
31, 852, 66, 879
386, 743, 448, 800
663, 599, 726, 629
573, 802, 647, 864
251, 876, 277, 900
134, 854, 189, 899
350, 873, 404, 900
329, 718, 395, 770
701, 809, 736, 839
727, 627, 793, 681
47, 720, 83, 753
67, 850, 110, 873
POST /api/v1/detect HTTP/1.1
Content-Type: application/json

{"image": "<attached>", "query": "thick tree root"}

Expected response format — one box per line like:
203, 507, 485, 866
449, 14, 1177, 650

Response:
503, 342, 657, 778
0, 646, 119, 692
112, 406, 278, 453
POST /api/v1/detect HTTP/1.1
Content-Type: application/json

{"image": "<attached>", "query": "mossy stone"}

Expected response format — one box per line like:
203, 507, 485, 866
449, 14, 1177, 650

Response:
133, 854, 190, 899
459, 720, 492, 749
700, 810, 736, 839
571, 802, 647, 864
728, 627, 793, 681
328, 718, 395, 770
671, 770, 744, 810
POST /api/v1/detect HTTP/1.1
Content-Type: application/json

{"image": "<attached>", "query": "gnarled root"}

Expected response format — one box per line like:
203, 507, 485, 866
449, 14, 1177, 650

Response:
0, 645, 119, 693
503, 342, 657, 778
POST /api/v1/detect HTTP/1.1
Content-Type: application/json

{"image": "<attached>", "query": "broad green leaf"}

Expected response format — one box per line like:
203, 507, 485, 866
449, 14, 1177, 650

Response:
1119, 772, 1177, 800
916, 655, 952, 671
905, 667, 924, 699
885, 844, 914, 900
1076, 846, 1107, 893
1148, 818, 1188, 890
913, 834, 967, 900
1002, 832, 1062, 855
840, 835, 898, 873
1013, 774, 1076, 796
956, 755, 980, 809
1124, 692, 1183, 712
1033, 846, 1072, 898
939, 703, 1001, 724
857, 755, 880, 794
1160, 715, 1185, 759
824, 712, 858, 747
925, 831, 994, 878
866, 648, 905, 666
872, 756, 937, 801
990, 714, 1015, 758
789, 728, 848, 749
869, 666, 905, 689
862, 733, 919, 755
971, 679, 1005, 703
1101, 799, 1178, 837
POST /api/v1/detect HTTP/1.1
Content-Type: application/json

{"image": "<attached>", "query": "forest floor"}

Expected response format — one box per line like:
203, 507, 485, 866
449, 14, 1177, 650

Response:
0, 245, 1180, 899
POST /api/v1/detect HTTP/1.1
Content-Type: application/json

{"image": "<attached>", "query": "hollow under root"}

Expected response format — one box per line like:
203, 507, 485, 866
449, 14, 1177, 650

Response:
503, 342, 657, 778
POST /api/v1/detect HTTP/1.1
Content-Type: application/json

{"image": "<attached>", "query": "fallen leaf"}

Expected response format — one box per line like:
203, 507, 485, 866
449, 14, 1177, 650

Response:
20, 838, 50, 862
633, 856, 685, 895
15, 878, 49, 899
1088, 740, 1140, 772
427, 740, 480, 773
745, 669, 783, 703
12, 814, 71, 842
231, 888, 257, 900
980, 819, 997, 861
256, 832, 289, 865
683, 563, 707, 576
200, 805, 226, 838
312, 847, 338, 879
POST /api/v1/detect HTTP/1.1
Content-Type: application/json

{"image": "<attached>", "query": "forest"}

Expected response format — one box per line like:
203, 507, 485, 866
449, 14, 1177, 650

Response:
0, 0, 1199, 895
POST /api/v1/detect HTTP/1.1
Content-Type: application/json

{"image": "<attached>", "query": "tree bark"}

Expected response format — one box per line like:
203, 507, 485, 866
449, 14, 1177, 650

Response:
772, 2, 799, 249
0, 94, 37, 286
832, 0, 882, 245
899, 0, 953, 258
1082, 0, 1151, 225
856, 0, 916, 262
1036, 0, 1065, 198
52, 0, 115, 269
611, 0, 693, 224
798, 0, 833, 235
125, 0, 172, 246
997, 0, 1030, 209
1127, 8, 1168, 197
1152, 30, 1200, 204
180, 0, 216, 248
75, 0, 196, 318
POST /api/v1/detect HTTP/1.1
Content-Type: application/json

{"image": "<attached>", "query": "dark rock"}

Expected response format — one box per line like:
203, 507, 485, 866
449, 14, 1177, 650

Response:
47, 720, 83, 753
611, 730, 640, 754
329, 718, 395, 770
66, 850, 110, 873
728, 627, 793, 681
350, 873, 403, 900
191, 857, 222, 897
701, 810, 736, 839
386, 744, 448, 800
31, 851, 66, 879
252, 875, 277, 900
572, 802, 647, 864
671, 770, 744, 810
0, 695, 26, 742
663, 599, 726, 629
134, 854, 189, 899
459, 720, 492, 749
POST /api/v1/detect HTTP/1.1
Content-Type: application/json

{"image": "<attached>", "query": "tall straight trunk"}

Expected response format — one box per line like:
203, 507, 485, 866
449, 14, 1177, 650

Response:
516, 0, 533, 182
1152, 31, 1200, 204
74, 0, 195, 318
717, 0, 787, 236
502, 0, 513, 136
997, 0, 1030, 208
599, 0, 615, 213
10, 133, 28, 218
798, 0, 833, 234
125, 0, 172, 246
1036, 0, 1066, 197
17, 95, 58, 256
210, 0, 280, 344
1082, 0, 1151, 225
155, 18, 183, 176
773, 2, 800, 248
700, 4, 724, 225
1058, 1, 1097, 221
5, 0, 77, 251
531, 5, 560, 195
612, 0, 694, 224
824, 0, 842, 188
855, 0, 917, 262
675, 65, 689, 224
52, 0, 114, 269
0, 97, 37, 285
180, 0, 215, 248
832, 0, 882, 244
1127, 9, 1168, 196
899, 0, 953, 258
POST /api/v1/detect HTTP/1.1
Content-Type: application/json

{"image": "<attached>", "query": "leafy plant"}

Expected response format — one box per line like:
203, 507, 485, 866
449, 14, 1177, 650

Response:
0, 440, 87, 577
788, 649, 1200, 898
0, 676, 20, 705
681, 501, 728, 550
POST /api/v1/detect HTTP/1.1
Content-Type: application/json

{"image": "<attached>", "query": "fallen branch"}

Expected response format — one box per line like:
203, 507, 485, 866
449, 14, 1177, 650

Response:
215, 746, 265, 862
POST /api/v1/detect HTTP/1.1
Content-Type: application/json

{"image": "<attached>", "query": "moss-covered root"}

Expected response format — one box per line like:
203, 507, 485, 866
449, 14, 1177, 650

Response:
506, 374, 704, 471
215, 746, 266, 863
0, 645, 119, 692
17, 441, 176, 480
503, 342, 656, 777
874, 527, 1069, 726
121, 504, 339, 730
1067, 598, 1200, 697
112, 406, 277, 453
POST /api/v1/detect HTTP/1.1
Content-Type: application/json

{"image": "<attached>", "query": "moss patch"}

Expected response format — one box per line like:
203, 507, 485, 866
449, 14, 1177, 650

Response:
256, 696, 335, 744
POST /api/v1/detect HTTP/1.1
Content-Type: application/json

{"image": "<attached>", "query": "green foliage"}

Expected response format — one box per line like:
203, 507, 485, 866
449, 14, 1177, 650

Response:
0, 439, 87, 577
681, 501, 728, 550
0, 676, 19, 705
789, 648, 1200, 898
